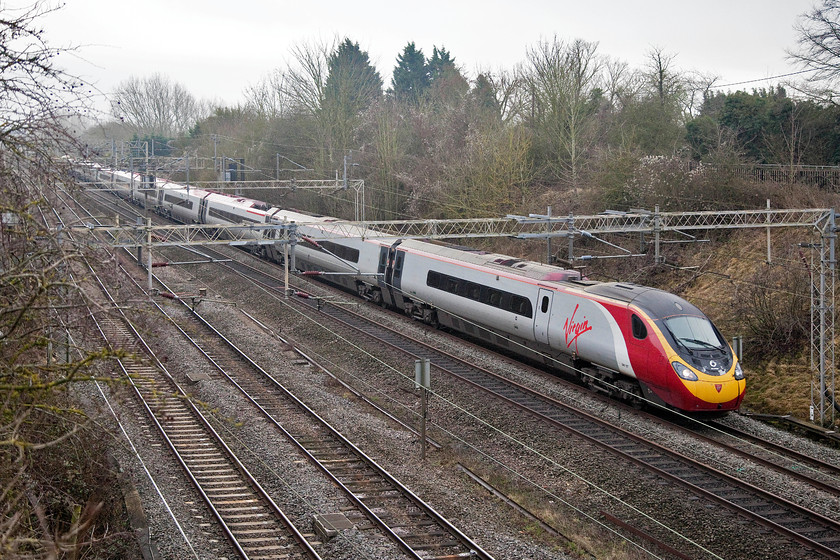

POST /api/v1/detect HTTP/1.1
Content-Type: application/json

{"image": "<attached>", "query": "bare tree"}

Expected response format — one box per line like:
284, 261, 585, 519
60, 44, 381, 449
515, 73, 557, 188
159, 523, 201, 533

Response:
473, 67, 527, 124
1, 3, 137, 557
0, 3, 87, 161
274, 38, 334, 172
602, 57, 643, 111
244, 69, 291, 120
523, 37, 604, 188
281, 39, 333, 119
111, 73, 206, 136
788, 0, 840, 103
682, 70, 720, 118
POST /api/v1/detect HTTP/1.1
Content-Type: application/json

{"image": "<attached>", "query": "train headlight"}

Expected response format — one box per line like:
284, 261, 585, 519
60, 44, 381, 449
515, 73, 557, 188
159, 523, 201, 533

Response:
734, 362, 744, 380
672, 361, 698, 381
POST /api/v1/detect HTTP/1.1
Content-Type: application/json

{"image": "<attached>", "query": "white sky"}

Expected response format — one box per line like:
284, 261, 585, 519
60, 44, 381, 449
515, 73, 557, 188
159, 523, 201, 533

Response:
28, 0, 818, 110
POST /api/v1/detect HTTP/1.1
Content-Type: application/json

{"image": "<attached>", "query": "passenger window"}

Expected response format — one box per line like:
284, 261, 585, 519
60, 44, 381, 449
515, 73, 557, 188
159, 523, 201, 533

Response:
514, 296, 533, 318
540, 296, 549, 313
632, 315, 647, 339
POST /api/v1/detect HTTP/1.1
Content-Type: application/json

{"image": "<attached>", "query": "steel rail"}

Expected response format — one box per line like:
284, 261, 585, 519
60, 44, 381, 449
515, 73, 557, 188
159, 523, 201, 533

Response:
55, 189, 322, 560
148, 272, 495, 560
279, 289, 840, 559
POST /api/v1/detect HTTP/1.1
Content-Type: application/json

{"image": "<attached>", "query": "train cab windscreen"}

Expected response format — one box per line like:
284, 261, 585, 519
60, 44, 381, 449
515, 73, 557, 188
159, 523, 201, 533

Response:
662, 315, 726, 352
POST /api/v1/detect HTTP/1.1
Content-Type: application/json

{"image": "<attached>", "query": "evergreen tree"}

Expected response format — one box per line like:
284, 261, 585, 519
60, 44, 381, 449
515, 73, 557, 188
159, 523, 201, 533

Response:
324, 38, 383, 112
391, 42, 429, 104
470, 73, 501, 118
426, 46, 469, 109
428, 46, 456, 84
323, 38, 383, 156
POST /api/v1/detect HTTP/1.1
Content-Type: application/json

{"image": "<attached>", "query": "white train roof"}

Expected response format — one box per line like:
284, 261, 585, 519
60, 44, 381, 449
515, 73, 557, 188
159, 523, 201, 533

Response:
397, 238, 581, 282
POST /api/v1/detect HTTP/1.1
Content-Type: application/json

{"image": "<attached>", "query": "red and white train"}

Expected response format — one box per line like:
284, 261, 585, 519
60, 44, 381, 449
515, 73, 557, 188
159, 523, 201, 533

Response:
79, 164, 746, 413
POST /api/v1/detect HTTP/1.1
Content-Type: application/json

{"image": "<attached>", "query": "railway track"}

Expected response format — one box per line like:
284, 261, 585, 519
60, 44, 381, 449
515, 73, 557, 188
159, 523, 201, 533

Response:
179, 244, 840, 559
148, 276, 495, 560
742, 413, 840, 449
693, 418, 840, 497
49, 197, 322, 560
95, 316, 321, 560
66, 187, 496, 560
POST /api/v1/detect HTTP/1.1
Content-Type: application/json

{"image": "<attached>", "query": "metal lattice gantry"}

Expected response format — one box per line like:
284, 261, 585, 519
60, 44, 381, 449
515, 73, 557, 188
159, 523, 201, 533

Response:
301, 207, 832, 240
809, 211, 836, 427
69, 217, 298, 249
69, 204, 834, 244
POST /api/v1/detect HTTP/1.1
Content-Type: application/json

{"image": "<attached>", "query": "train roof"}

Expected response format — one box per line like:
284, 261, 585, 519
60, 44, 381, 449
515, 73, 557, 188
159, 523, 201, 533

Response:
583, 282, 706, 319
582, 282, 656, 303
398, 238, 582, 282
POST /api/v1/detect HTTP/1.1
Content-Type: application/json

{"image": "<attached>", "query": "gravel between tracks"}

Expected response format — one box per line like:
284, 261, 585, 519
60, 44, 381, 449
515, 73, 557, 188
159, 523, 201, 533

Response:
93, 243, 840, 560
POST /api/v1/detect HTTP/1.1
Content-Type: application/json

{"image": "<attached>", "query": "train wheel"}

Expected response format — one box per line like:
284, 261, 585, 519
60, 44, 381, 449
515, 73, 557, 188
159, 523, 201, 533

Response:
372, 290, 384, 307
615, 379, 645, 409
425, 310, 439, 329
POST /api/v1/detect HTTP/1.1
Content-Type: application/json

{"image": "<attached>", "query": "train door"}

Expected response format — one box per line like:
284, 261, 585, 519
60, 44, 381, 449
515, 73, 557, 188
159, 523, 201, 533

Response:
628, 312, 653, 383
263, 211, 274, 238
392, 249, 406, 306
534, 288, 553, 345
198, 195, 209, 223
130, 175, 139, 203
378, 240, 403, 306
262, 209, 285, 261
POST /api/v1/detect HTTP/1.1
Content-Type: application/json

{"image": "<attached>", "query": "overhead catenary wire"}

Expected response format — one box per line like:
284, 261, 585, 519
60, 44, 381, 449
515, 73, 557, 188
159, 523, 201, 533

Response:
714, 68, 819, 89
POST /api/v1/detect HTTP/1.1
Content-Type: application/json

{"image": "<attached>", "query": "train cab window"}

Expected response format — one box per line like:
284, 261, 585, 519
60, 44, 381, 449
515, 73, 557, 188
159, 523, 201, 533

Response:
632, 315, 647, 340
540, 296, 550, 314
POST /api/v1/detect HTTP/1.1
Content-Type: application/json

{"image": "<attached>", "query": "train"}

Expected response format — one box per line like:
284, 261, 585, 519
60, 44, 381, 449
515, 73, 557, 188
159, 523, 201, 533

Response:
76, 163, 746, 413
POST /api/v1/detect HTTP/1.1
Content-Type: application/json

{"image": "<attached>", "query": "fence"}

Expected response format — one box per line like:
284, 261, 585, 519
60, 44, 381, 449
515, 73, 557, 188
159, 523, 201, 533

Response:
689, 162, 840, 190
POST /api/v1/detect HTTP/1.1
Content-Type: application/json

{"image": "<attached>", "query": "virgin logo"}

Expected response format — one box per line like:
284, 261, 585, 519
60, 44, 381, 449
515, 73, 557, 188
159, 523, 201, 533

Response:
563, 304, 592, 351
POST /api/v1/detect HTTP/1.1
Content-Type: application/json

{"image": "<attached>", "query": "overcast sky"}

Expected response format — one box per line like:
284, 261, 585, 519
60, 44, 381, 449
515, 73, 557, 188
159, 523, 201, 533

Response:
30, 0, 818, 110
